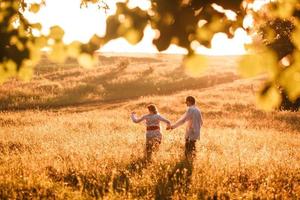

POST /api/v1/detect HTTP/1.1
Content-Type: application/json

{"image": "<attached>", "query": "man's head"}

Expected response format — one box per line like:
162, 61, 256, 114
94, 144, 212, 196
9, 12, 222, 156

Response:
185, 96, 196, 106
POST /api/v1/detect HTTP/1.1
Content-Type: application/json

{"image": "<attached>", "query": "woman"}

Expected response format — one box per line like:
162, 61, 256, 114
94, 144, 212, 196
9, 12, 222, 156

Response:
131, 104, 171, 160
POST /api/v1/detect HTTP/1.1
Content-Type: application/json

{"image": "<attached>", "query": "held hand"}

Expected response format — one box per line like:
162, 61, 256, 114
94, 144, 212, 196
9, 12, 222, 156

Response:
166, 124, 173, 131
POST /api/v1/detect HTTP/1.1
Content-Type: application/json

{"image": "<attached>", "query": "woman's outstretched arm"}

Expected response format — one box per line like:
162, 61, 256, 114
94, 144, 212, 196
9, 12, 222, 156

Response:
131, 112, 145, 123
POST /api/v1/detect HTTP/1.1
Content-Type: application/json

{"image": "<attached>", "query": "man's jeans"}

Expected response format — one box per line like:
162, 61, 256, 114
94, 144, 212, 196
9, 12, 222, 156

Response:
185, 138, 196, 159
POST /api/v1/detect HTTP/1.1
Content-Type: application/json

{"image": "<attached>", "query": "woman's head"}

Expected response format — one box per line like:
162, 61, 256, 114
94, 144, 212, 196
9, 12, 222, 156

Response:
147, 104, 158, 114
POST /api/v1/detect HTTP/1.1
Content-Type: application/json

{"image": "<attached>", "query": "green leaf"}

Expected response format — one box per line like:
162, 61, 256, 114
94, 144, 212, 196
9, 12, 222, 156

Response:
48, 42, 67, 63
277, 1, 295, 18
11, 36, 24, 50
49, 26, 65, 40
5, 60, 17, 77
238, 49, 278, 79
34, 36, 47, 48
264, 27, 276, 43
196, 27, 213, 42
67, 41, 81, 58
27, 41, 42, 65
124, 29, 143, 45
29, 3, 40, 14
0, 60, 17, 82
78, 53, 97, 69
292, 26, 300, 50
0, 64, 6, 83
31, 23, 42, 31
18, 64, 33, 81
256, 85, 281, 111
183, 54, 207, 77
209, 17, 224, 32
0, 14, 4, 23
279, 62, 300, 101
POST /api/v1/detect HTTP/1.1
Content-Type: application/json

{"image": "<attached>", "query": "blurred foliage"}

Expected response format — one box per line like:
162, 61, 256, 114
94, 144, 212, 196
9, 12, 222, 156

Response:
249, 2, 300, 110
1, 0, 300, 110
0, 0, 101, 82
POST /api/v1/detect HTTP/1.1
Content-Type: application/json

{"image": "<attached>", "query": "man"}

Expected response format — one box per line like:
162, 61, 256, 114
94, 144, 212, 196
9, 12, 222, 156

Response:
168, 96, 203, 159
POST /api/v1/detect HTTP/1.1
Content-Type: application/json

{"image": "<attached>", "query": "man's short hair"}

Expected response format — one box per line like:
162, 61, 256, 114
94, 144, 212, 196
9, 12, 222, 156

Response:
186, 96, 196, 105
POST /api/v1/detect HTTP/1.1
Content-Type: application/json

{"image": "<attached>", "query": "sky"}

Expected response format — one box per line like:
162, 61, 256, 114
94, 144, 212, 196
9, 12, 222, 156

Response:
24, 0, 267, 55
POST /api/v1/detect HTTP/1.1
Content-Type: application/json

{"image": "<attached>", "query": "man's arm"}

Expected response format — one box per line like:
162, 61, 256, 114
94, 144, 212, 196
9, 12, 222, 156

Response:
200, 112, 203, 126
131, 112, 145, 123
171, 109, 190, 129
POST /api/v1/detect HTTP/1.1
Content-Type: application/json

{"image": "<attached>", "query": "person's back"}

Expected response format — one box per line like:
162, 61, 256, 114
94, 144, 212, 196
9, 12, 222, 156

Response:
169, 96, 203, 159
131, 104, 171, 160
185, 105, 202, 140
144, 113, 161, 127
132, 113, 170, 138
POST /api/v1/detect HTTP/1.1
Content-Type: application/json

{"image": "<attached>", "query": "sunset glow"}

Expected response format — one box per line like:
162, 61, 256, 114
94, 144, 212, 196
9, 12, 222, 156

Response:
24, 0, 262, 55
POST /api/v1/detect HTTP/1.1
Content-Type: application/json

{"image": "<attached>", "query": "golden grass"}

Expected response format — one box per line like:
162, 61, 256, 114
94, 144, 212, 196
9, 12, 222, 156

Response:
0, 54, 299, 199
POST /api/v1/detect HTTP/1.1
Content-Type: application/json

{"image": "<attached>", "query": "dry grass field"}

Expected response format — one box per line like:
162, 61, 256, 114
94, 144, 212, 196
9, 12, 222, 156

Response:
0, 53, 299, 199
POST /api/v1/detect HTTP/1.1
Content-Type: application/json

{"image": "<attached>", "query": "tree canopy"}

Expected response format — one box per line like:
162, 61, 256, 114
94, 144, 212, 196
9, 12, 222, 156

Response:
1, 0, 300, 110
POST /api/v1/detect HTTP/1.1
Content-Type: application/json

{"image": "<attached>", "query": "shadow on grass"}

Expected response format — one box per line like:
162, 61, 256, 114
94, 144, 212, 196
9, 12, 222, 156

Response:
46, 157, 149, 198
0, 141, 33, 155
0, 182, 56, 200
112, 157, 148, 193
274, 114, 300, 132
46, 166, 111, 198
155, 158, 194, 200
45, 156, 194, 199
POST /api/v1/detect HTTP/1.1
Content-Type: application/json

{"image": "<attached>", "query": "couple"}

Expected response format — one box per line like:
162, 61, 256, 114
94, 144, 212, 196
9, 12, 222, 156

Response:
131, 96, 203, 161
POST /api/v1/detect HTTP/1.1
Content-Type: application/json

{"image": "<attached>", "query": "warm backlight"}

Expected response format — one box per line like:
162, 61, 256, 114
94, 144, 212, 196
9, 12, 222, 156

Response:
24, 0, 265, 55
